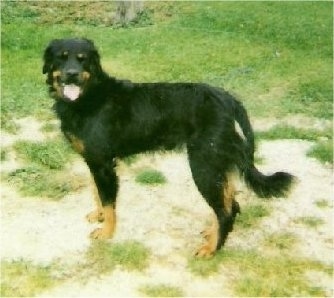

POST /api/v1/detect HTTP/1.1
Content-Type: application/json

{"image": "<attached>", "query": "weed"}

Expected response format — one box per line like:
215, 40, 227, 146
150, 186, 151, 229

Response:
121, 155, 139, 166
5, 166, 83, 200
235, 204, 270, 229
1, 260, 56, 297
188, 249, 331, 296
135, 169, 167, 185
256, 125, 331, 141
314, 199, 331, 209
294, 216, 325, 228
1, 147, 8, 161
140, 283, 184, 297
307, 141, 333, 164
86, 241, 150, 274
263, 232, 298, 250
14, 139, 73, 170
41, 122, 59, 133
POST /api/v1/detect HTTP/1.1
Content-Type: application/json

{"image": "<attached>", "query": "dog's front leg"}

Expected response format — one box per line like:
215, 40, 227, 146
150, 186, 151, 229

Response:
86, 159, 118, 240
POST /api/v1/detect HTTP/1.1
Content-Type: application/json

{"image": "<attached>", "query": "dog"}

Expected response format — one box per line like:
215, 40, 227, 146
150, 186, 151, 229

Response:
43, 38, 294, 257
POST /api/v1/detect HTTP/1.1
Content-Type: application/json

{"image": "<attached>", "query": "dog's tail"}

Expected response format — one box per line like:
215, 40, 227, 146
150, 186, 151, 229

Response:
233, 100, 295, 198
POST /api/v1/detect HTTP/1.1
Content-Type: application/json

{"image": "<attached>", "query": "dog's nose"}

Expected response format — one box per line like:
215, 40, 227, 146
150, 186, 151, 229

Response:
66, 69, 79, 77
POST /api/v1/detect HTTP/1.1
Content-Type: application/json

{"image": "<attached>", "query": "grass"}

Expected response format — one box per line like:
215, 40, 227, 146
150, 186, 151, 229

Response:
294, 216, 325, 228
257, 125, 333, 164
86, 241, 150, 274
140, 283, 184, 297
256, 125, 332, 142
1, 260, 56, 297
188, 249, 331, 296
1, 2, 332, 123
307, 141, 333, 164
135, 169, 167, 185
1, 3, 333, 297
14, 139, 73, 170
5, 166, 84, 200
235, 203, 270, 229
314, 199, 331, 209
263, 232, 298, 251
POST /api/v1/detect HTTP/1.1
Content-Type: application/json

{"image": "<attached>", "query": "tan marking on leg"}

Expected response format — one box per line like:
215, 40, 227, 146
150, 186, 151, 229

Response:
65, 133, 85, 154
90, 205, 116, 240
86, 178, 104, 223
223, 170, 238, 215
196, 214, 219, 258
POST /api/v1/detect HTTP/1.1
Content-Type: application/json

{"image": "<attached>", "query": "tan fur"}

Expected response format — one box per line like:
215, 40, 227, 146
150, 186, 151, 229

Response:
223, 170, 238, 215
196, 215, 219, 258
65, 133, 85, 154
90, 205, 116, 240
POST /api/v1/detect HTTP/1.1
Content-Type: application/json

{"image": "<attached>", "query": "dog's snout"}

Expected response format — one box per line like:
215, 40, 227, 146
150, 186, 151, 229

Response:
66, 69, 79, 77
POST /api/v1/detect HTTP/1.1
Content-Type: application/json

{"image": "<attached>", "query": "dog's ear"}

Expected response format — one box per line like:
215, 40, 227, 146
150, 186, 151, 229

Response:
84, 39, 103, 76
42, 39, 60, 74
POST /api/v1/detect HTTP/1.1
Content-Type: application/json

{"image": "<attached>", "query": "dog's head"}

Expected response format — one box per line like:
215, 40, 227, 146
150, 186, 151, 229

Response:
43, 38, 102, 102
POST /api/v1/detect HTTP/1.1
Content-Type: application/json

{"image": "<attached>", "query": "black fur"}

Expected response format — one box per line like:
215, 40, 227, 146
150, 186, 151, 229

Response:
43, 38, 295, 254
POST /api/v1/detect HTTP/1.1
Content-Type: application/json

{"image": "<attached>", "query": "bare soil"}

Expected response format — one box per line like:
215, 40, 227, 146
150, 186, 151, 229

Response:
1, 117, 333, 296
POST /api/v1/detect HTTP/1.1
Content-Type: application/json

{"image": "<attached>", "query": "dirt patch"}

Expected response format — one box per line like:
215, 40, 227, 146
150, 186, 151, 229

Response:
1, 117, 333, 296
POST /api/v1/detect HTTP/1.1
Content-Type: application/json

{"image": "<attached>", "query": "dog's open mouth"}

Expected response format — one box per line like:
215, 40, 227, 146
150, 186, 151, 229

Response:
62, 84, 81, 101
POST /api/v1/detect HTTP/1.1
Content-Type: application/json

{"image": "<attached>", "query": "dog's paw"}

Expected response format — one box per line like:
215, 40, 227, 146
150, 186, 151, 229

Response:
89, 227, 113, 240
86, 210, 104, 223
195, 244, 216, 258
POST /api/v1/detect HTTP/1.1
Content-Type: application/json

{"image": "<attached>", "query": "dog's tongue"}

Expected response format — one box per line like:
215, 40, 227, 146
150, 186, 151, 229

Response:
63, 84, 80, 101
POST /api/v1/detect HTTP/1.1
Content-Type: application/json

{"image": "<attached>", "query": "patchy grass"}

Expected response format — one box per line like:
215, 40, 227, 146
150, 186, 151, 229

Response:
256, 125, 331, 141
235, 203, 270, 229
257, 126, 333, 164
1, 260, 57, 297
314, 199, 331, 209
135, 169, 167, 185
307, 141, 333, 164
140, 283, 184, 297
14, 139, 73, 170
5, 166, 84, 200
121, 155, 139, 166
294, 216, 325, 228
86, 241, 150, 274
188, 249, 331, 296
263, 232, 298, 251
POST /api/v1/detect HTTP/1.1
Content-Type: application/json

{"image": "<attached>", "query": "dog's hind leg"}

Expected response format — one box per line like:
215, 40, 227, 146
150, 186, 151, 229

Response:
188, 145, 240, 257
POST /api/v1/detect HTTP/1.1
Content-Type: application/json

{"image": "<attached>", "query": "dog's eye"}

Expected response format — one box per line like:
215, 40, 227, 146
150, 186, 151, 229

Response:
61, 51, 68, 59
77, 54, 86, 62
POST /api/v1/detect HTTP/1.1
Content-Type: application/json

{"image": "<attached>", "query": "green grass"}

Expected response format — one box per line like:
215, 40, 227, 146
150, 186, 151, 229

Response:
86, 241, 150, 274
235, 203, 270, 229
1, 260, 56, 297
140, 283, 184, 297
294, 216, 325, 228
314, 199, 331, 209
14, 139, 73, 170
5, 166, 83, 200
1, 2, 332, 123
263, 232, 298, 251
135, 169, 167, 185
256, 125, 332, 141
307, 141, 333, 164
257, 126, 333, 164
188, 249, 331, 296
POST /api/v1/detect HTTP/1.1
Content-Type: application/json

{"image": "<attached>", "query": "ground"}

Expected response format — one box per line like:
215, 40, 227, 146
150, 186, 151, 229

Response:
1, 116, 333, 297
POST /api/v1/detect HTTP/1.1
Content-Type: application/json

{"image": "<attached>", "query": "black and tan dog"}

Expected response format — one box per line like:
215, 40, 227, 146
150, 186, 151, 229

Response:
43, 38, 294, 257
